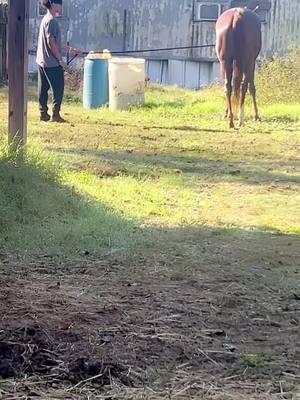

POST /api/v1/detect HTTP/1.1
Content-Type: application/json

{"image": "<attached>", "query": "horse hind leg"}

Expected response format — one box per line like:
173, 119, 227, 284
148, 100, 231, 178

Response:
249, 80, 260, 121
248, 63, 260, 122
220, 61, 229, 119
232, 66, 242, 120
224, 106, 228, 119
239, 75, 249, 127
225, 62, 234, 128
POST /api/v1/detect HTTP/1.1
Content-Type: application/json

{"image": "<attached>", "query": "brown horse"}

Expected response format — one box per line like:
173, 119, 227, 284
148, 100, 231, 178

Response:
216, 7, 262, 128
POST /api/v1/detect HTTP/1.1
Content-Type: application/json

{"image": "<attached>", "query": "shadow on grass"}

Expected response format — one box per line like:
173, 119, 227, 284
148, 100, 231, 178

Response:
263, 115, 300, 123
142, 100, 187, 110
0, 156, 135, 258
96, 121, 227, 134
0, 141, 299, 258
139, 223, 299, 272
1, 151, 299, 261
48, 148, 300, 186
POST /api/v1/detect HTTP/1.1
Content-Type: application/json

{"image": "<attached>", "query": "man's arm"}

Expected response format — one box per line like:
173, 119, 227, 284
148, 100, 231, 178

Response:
48, 36, 62, 62
61, 45, 84, 56
48, 36, 68, 70
46, 20, 68, 70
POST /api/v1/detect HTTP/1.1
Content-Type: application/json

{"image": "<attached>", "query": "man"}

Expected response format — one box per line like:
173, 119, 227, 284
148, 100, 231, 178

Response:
36, 0, 83, 122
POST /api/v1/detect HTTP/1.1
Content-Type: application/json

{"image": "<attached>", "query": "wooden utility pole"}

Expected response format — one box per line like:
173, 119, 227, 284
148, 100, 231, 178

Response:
0, 3, 8, 81
8, 0, 29, 153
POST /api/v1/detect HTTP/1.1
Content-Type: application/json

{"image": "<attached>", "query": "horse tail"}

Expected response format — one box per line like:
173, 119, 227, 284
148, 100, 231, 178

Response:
232, 8, 244, 64
232, 7, 244, 29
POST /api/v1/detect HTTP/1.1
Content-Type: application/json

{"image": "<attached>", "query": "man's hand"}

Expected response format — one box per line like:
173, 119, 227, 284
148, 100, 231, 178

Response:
59, 60, 69, 72
61, 45, 85, 58
69, 47, 84, 56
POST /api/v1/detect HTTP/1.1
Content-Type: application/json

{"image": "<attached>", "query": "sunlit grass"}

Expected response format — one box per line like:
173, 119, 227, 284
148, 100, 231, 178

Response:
0, 84, 299, 256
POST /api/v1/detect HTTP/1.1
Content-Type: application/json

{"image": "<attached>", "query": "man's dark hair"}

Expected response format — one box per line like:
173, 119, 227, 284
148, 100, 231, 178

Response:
41, 0, 62, 9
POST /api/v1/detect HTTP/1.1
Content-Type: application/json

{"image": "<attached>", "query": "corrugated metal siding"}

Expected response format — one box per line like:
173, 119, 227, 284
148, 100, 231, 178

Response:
147, 59, 216, 89
185, 61, 200, 89
212, 62, 221, 83
169, 60, 185, 86
200, 62, 211, 87
147, 60, 169, 85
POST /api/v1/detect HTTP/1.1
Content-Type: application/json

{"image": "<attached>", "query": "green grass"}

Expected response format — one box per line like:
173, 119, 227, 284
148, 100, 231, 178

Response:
243, 353, 273, 369
0, 145, 133, 257
0, 84, 299, 257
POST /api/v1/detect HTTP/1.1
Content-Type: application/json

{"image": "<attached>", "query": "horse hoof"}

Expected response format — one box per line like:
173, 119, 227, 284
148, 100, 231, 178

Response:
255, 116, 261, 122
229, 122, 235, 129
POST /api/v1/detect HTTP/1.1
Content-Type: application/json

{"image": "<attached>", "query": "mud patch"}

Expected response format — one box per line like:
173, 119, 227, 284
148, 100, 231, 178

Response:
0, 325, 134, 387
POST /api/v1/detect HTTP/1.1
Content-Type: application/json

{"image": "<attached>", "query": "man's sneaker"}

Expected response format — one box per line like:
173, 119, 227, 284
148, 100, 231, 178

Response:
51, 113, 67, 123
40, 112, 51, 122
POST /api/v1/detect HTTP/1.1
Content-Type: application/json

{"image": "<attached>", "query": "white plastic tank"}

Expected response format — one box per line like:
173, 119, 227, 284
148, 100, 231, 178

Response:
108, 57, 145, 111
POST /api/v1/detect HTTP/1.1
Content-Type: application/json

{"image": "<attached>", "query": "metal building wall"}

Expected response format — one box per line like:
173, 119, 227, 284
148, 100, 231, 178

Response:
28, 0, 300, 88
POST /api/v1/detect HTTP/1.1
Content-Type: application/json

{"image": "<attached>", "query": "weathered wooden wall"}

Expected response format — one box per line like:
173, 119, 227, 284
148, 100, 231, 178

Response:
67, 0, 222, 60
60, 0, 300, 59
29, 0, 222, 61
262, 0, 300, 57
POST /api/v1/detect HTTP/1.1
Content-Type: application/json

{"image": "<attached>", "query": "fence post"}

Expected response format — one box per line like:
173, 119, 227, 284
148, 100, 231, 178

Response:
8, 0, 29, 154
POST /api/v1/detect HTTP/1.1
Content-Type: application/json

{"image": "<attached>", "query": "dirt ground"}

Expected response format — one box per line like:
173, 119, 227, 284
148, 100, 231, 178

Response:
0, 233, 299, 399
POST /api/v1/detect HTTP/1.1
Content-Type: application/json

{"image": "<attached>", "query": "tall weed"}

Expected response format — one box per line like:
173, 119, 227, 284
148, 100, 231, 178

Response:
256, 47, 300, 104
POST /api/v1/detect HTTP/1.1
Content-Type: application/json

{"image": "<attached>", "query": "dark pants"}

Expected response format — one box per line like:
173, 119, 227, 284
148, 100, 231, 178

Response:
38, 66, 64, 115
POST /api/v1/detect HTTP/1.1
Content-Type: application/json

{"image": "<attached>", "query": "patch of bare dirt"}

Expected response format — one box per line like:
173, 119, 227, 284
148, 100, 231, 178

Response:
0, 234, 299, 399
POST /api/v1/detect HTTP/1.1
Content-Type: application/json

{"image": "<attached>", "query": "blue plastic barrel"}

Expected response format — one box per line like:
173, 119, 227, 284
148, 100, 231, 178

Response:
83, 54, 109, 109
